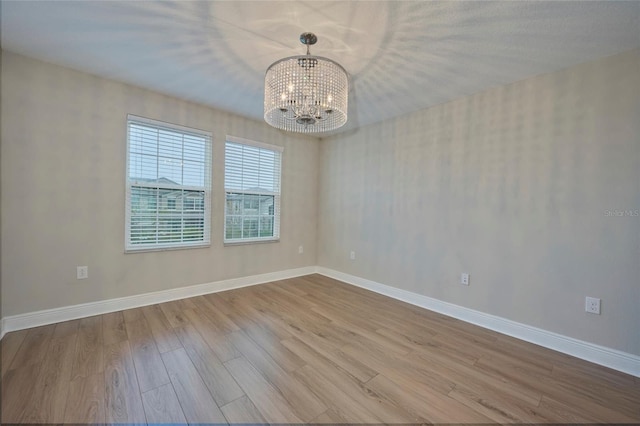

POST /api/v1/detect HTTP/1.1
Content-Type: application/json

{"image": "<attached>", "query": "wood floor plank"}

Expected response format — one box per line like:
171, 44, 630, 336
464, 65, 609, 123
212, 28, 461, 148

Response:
341, 339, 455, 394
307, 293, 394, 333
191, 294, 241, 334
376, 325, 476, 365
182, 307, 241, 362
448, 383, 552, 423
0, 362, 42, 423
414, 332, 493, 366
538, 394, 638, 423
482, 336, 565, 370
560, 360, 638, 386
536, 379, 640, 423
71, 315, 104, 379
221, 395, 267, 424
330, 287, 445, 332
554, 359, 639, 387
104, 340, 146, 424
242, 322, 308, 373
472, 352, 637, 418
272, 290, 404, 355
330, 317, 414, 356
310, 408, 351, 424
21, 333, 77, 423
215, 290, 292, 340
125, 318, 171, 392
551, 362, 640, 402
270, 278, 309, 297
122, 306, 145, 323
141, 383, 187, 424
0, 329, 29, 377
229, 330, 327, 421
158, 299, 192, 328
288, 352, 425, 424
225, 356, 303, 423
204, 292, 257, 329
292, 364, 382, 423
161, 347, 227, 423
425, 328, 503, 363
366, 372, 493, 423
102, 311, 127, 346
174, 323, 244, 406
474, 351, 553, 387
410, 348, 543, 405
282, 334, 378, 383
177, 296, 198, 310
52, 319, 80, 339
7, 324, 55, 371
260, 285, 325, 322
240, 300, 307, 341
257, 290, 348, 344
63, 373, 105, 423
141, 304, 182, 353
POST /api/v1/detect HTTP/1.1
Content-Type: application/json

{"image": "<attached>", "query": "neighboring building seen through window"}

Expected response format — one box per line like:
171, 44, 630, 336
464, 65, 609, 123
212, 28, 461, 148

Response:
224, 136, 283, 243
126, 115, 211, 251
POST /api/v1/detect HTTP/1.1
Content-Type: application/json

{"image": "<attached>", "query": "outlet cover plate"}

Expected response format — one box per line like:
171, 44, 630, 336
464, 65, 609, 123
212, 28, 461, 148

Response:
585, 297, 601, 314
77, 266, 88, 280
461, 273, 470, 286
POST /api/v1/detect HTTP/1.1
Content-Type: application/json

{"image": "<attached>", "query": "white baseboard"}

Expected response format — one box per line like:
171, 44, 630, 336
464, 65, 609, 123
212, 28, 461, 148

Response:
2, 264, 638, 378
316, 267, 640, 378
1, 266, 316, 336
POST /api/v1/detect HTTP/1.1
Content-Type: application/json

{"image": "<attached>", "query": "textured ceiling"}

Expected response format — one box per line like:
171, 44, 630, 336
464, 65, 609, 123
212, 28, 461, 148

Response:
2, 1, 639, 134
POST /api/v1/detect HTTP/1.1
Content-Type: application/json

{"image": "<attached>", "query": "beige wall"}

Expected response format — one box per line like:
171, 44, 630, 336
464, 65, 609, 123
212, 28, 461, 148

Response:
1, 51, 319, 317
318, 50, 640, 356
0, 47, 3, 324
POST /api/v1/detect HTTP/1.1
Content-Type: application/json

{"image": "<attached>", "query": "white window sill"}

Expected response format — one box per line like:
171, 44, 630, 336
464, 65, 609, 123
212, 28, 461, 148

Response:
223, 238, 280, 247
125, 243, 210, 253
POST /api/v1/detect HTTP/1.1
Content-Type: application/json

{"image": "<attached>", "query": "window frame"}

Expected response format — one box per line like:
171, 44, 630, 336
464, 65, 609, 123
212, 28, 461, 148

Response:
224, 135, 283, 245
125, 115, 212, 252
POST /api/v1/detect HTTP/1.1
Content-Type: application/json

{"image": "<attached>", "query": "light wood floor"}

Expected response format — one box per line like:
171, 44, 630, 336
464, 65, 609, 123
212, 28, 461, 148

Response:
2, 274, 639, 424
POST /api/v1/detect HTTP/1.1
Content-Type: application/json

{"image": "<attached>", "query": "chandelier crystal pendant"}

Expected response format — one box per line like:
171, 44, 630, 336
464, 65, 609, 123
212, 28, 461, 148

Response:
264, 32, 348, 133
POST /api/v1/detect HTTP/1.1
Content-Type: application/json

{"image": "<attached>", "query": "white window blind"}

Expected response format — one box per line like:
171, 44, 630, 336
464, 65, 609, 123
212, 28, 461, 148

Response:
224, 136, 283, 243
126, 115, 212, 251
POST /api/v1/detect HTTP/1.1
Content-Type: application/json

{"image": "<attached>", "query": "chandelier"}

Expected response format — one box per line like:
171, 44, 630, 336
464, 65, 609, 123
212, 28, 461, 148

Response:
264, 32, 348, 133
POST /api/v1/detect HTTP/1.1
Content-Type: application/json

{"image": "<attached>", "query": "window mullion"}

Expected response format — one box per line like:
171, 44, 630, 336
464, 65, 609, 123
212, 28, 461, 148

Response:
181, 135, 185, 243
240, 193, 245, 240
155, 129, 160, 245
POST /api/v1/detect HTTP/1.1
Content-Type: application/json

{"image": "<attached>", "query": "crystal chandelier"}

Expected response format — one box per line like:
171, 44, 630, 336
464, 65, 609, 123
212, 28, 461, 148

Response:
264, 32, 348, 133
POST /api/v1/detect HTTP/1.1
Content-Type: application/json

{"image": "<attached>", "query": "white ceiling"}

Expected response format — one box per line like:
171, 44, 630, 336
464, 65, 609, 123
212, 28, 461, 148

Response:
2, 1, 639, 134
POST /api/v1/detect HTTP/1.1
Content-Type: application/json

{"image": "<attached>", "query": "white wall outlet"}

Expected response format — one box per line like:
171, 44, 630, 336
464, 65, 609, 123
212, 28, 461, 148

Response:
350, 251, 356, 260
460, 273, 470, 286
77, 266, 88, 280
298, 245, 304, 254
585, 297, 601, 314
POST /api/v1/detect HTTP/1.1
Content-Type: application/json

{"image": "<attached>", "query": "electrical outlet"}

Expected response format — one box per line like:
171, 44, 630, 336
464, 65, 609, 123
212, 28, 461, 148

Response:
350, 251, 356, 260
77, 266, 88, 280
585, 297, 601, 315
298, 245, 304, 254
460, 273, 469, 286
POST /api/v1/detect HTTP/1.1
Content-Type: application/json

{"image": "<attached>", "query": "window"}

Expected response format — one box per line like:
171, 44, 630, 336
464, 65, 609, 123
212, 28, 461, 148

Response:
126, 115, 211, 251
224, 136, 282, 243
